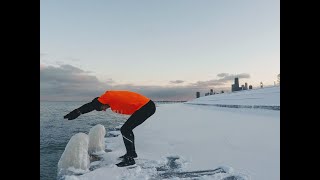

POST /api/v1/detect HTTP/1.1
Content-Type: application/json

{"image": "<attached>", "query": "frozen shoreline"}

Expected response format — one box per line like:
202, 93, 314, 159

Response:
62, 87, 280, 180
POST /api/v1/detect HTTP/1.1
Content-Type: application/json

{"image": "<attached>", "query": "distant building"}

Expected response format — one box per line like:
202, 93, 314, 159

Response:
196, 92, 200, 98
231, 77, 241, 92
210, 89, 213, 95
260, 82, 263, 88
205, 93, 209, 96
241, 85, 244, 90
249, 85, 253, 89
245, 83, 248, 90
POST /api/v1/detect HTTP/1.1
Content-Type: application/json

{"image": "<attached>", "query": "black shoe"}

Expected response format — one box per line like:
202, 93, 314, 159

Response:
116, 156, 135, 167
118, 153, 138, 159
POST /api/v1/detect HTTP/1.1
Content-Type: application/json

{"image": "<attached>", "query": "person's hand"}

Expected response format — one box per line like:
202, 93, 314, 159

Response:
64, 109, 81, 120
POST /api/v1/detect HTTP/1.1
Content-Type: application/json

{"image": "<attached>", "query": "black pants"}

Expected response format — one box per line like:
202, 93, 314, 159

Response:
120, 100, 156, 156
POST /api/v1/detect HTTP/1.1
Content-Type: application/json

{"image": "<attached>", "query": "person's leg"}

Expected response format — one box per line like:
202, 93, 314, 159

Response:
120, 100, 156, 157
120, 129, 136, 157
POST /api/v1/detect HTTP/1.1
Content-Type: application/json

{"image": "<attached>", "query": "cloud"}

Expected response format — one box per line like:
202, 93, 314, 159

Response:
170, 80, 184, 84
40, 64, 251, 101
104, 78, 115, 84
40, 64, 111, 101
108, 84, 196, 101
217, 73, 229, 78
192, 73, 250, 88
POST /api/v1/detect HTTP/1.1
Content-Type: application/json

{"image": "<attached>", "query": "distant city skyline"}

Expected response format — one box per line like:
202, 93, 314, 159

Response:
41, 0, 280, 101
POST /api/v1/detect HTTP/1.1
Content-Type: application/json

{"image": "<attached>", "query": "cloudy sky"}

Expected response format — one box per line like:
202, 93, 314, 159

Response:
40, 0, 280, 101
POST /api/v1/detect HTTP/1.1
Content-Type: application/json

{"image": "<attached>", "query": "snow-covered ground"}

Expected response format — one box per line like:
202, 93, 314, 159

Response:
186, 86, 280, 110
61, 86, 280, 180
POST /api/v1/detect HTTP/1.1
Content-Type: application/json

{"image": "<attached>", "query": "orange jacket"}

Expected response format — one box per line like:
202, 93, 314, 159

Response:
97, 90, 150, 115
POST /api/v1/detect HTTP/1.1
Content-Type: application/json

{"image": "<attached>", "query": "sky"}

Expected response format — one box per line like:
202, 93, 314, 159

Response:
40, 0, 280, 101
58, 86, 280, 180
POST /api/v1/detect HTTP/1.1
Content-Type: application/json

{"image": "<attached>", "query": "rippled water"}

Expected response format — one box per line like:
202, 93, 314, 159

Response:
40, 101, 128, 180
40, 101, 176, 180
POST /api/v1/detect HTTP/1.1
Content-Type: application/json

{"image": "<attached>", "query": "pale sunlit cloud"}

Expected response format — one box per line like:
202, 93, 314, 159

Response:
41, 64, 252, 101
170, 80, 185, 84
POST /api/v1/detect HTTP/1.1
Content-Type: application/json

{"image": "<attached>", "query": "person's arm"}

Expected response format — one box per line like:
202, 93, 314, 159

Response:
64, 97, 102, 120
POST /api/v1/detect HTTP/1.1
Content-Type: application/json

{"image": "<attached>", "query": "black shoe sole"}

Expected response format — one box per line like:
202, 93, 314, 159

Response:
116, 158, 136, 167
116, 163, 137, 168
118, 155, 138, 159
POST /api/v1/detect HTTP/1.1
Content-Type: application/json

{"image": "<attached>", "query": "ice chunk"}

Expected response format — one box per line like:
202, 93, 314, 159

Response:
58, 133, 90, 173
88, 124, 106, 155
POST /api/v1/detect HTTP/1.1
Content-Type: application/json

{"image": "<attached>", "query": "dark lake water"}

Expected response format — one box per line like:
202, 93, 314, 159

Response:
40, 101, 179, 180
40, 101, 130, 180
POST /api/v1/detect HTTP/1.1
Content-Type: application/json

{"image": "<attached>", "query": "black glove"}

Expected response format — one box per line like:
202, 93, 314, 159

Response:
64, 109, 81, 120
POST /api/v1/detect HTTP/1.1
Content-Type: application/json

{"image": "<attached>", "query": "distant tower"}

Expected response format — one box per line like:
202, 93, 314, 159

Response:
260, 82, 263, 88
249, 85, 253, 89
196, 92, 200, 98
241, 85, 244, 90
210, 89, 213, 95
231, 77, 240, 92
245, 82, 248, 90
234, 77, 240, 90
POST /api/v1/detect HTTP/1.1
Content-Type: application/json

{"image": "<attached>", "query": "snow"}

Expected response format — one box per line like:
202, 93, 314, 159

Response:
58, 133, 90, 176
62, 86, 280, 180
88, 124, 106, 155
186, 86, 280, 108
